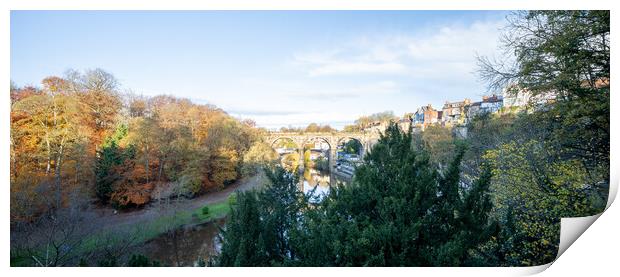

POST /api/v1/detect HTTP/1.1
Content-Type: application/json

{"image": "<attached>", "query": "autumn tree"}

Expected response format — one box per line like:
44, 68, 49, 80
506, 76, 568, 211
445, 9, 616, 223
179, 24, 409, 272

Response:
305, 123, 320, 133
12, 76, 90, 210
342, 124, 361, 133
416, 124, 455, 170
351, 111, 396, 131
66, 69, 122, 146
100, 94, 260, 205
319, 125, 334, 133
242, 141, 279, 176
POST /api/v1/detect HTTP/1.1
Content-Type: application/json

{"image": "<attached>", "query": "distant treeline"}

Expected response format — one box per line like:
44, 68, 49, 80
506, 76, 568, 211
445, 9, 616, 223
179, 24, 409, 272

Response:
278, 123, 336, 133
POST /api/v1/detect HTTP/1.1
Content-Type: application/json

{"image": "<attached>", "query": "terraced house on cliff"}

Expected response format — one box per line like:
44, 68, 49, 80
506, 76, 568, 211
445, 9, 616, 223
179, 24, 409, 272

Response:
383, 90, 531, 133
464, 94, 504, 122
441, 98, 471, 126
412, 104, 440, 130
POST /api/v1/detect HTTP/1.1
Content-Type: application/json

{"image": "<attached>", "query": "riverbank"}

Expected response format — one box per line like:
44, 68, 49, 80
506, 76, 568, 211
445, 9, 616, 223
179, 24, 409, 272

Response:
91, 172, 266, 242
10, 172, 267, 266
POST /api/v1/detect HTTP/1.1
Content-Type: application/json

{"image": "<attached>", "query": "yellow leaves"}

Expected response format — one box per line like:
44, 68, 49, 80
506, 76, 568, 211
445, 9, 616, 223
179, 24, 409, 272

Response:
482, 135, 598, 265
282, 152, 301, 172
244, 142, 278, 163
218, 147, 240, 167
547, 160, 588, 190
205, 147, 241, 191
421, 124, 455, 166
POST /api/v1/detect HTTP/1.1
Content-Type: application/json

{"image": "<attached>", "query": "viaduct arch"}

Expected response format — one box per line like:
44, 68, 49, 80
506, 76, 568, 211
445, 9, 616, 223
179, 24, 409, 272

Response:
266, 132, 380, 170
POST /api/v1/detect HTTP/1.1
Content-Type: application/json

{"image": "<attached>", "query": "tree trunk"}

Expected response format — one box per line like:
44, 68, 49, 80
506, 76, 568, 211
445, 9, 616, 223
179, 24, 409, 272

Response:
145, 144, 149, 184
75, 158, 80, 186
157, 155, 165, 182
55, 145, 64, 209
45, 135, 51, 176
10, 138, 17, 179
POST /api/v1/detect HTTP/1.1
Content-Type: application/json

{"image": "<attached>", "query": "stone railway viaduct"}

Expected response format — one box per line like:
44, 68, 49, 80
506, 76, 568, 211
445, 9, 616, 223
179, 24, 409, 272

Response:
265, 132, 381, 169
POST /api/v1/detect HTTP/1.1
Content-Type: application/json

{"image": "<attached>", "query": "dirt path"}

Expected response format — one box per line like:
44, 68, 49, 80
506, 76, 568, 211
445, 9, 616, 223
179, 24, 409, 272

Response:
92, 173, 266, 233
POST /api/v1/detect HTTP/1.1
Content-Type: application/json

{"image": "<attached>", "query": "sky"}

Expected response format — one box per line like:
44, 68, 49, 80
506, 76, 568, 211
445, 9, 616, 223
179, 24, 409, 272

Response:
11, 11, 511, 130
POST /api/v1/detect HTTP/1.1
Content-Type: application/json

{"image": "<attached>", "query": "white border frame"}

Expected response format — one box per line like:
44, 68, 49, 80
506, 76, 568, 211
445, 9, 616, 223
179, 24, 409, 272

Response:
2, 1, 617, 276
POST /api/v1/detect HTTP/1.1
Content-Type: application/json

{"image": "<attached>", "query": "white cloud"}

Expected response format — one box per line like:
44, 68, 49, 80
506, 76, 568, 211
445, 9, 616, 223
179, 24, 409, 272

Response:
231, 77, 400, 99
405, 21, 504, 66
308, 61, 408, 77
293, 49, 409, 77
292, 80, 401, 98
292, 19, 506, 81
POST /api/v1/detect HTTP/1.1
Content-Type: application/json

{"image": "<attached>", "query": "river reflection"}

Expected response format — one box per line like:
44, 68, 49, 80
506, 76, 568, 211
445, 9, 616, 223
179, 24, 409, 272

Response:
141, 218, 225, 266
301, 168, 350, 203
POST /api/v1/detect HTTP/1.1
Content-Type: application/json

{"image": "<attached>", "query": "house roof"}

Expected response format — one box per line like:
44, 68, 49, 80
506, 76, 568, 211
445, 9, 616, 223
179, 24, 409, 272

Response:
443, 99, 471, 109
482, 94, 503, 103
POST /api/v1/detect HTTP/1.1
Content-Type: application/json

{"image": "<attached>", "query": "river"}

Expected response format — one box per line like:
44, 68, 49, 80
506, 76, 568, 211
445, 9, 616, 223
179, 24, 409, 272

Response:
140, 218, 226, 266
301, 168, 350, 203
140, 167, 350, 266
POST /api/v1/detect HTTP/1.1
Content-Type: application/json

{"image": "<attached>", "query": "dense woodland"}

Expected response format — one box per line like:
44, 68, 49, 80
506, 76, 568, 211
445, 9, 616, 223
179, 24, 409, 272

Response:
216, 10, 609, 267
10, 69, 271, 220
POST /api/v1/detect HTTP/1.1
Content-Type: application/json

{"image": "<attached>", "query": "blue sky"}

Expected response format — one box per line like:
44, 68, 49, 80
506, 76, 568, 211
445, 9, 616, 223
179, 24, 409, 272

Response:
11, 11, 511, 129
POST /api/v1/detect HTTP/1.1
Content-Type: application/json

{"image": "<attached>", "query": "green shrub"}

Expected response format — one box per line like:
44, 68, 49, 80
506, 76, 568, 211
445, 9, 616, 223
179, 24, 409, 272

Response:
228, 193, 237, 206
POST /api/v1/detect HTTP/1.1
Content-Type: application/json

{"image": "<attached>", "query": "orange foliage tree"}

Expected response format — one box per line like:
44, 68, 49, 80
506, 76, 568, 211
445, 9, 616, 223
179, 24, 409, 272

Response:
11, 69, 262, 215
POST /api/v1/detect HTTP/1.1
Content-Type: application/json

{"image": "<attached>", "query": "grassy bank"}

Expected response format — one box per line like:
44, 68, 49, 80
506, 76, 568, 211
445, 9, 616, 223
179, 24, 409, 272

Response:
88, 194, 237, 250
137, 196, 234, 242
11, 195, 236, 267
11, 171, 268, 267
